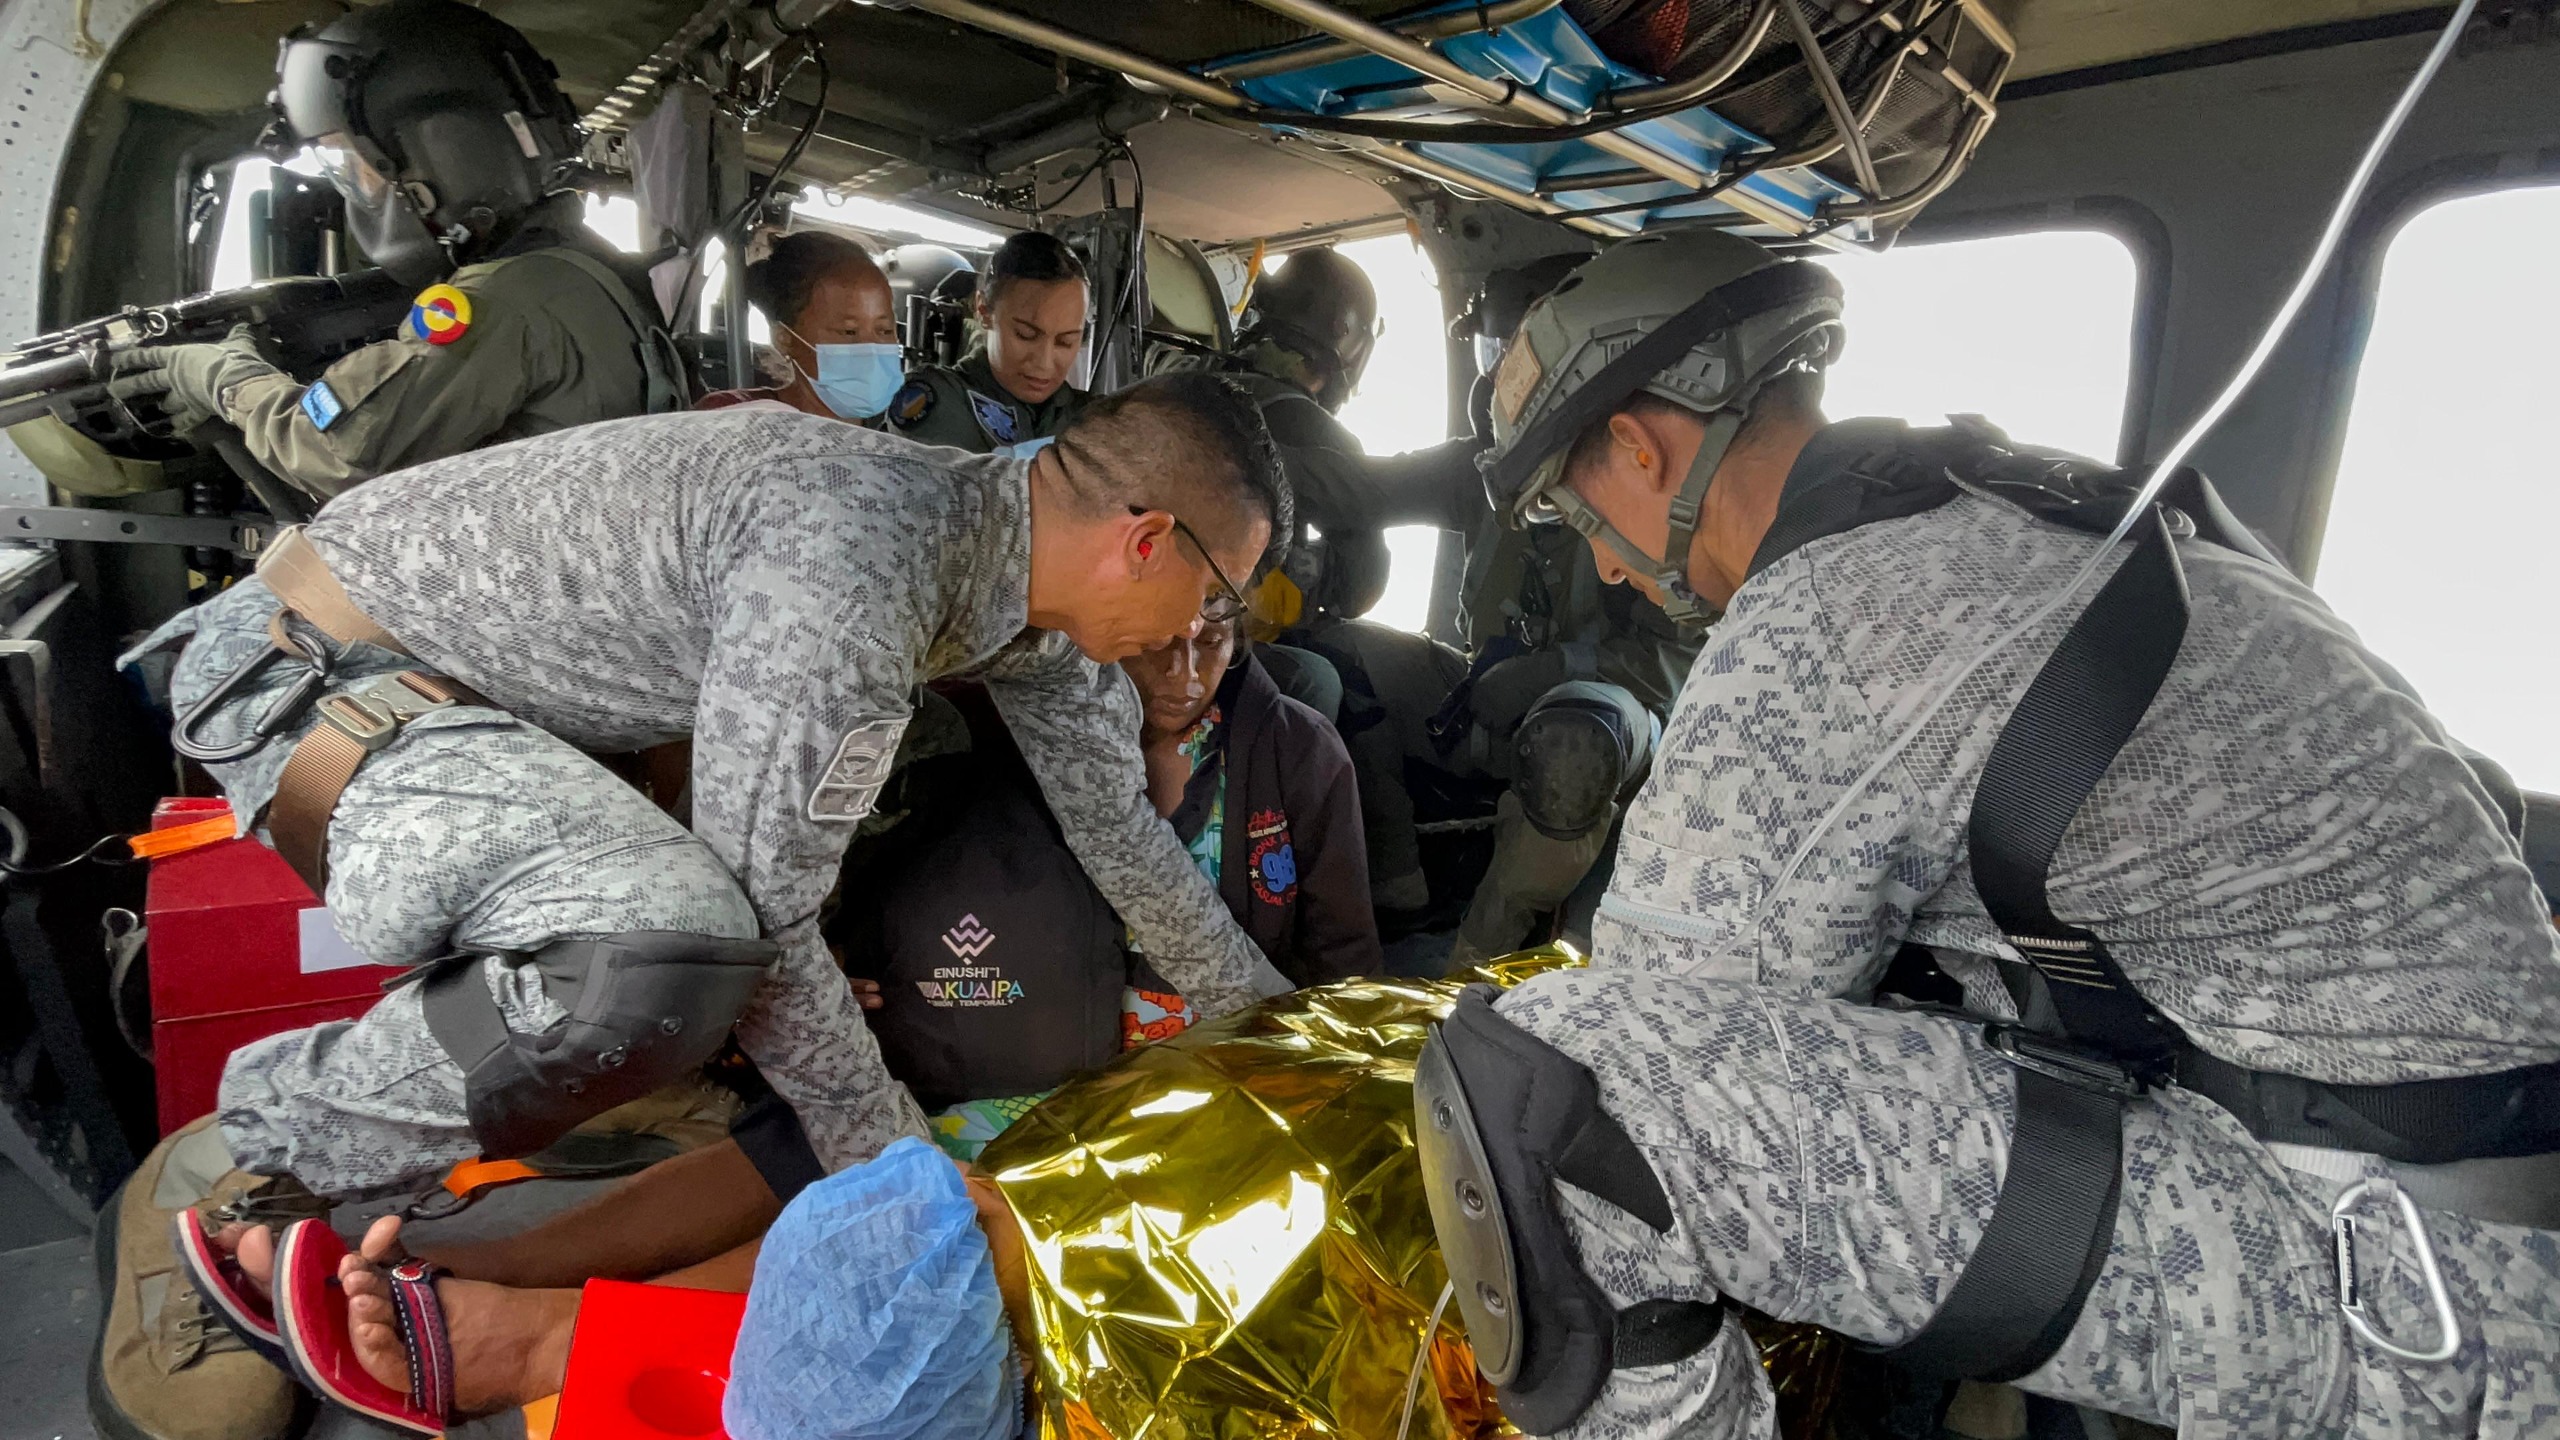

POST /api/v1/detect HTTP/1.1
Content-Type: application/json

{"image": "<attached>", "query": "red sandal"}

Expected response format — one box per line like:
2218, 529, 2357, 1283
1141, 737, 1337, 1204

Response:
271, 1218, 455, 1436
169, 1207, 288, 1368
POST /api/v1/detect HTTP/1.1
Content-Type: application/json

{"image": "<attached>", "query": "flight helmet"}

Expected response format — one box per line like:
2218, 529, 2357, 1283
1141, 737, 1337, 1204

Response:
271, 0, 583, 287
1245, 247, 1381, 410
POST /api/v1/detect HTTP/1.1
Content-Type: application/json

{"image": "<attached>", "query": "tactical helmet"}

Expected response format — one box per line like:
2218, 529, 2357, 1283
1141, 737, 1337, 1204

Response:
271, 0, 582, 288
1477, 229, 1844, 626
1246, 248, 1381, 410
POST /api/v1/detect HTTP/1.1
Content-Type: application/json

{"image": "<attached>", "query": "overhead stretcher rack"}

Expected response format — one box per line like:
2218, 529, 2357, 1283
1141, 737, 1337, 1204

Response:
892, 0, 2016, 245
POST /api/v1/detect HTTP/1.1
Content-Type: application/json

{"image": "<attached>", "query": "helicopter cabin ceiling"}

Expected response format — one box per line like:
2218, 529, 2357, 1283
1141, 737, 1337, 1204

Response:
123, 0, 2456, 250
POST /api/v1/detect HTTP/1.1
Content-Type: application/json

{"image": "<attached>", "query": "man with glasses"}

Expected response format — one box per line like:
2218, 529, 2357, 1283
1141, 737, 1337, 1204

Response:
109, 374, 1292, 1431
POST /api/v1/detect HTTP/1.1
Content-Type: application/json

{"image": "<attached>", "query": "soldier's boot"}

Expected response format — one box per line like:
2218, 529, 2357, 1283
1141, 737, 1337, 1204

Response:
90, 1115, 328, 1440
1449, 793, 1615, 971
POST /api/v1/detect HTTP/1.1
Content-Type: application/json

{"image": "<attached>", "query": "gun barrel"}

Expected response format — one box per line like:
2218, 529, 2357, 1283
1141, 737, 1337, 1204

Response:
0, 353, 101, 407
0, 382, 110, 432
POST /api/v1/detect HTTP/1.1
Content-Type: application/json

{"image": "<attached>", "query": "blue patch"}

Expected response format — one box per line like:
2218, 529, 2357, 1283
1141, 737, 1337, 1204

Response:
890, 377, 933, 428
298, 381, 344, 432
1260, 844, 1298, 893
966, 389, 1019, 447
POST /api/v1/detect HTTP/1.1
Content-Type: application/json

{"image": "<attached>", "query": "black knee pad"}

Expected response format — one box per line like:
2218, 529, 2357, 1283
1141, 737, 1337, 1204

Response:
423, 930, 779, 1160
1513, 699, 1635, 840
1415, 986, 1724, 1433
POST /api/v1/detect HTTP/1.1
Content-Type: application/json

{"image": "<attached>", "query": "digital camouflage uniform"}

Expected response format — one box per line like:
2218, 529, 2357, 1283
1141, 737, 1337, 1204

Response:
884, 342, 1082, 454
1492, 419, 2560, 1436
213, 196, 673, 501
127, 408, 1283, 1190
1499, 971, 2560, 1439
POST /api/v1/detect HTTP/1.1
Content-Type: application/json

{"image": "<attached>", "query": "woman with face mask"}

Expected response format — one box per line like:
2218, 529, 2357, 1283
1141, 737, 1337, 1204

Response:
700, 230, 905, 423
887, 230, 1089, 456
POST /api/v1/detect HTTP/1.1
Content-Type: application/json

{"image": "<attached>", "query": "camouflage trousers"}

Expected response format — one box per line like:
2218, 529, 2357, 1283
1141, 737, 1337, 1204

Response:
1492, 969, 2560, 1439
129, 578, 758, 1199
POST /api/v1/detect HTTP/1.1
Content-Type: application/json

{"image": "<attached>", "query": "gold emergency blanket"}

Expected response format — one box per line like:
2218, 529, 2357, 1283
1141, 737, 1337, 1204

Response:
979, 950, 1849, 1439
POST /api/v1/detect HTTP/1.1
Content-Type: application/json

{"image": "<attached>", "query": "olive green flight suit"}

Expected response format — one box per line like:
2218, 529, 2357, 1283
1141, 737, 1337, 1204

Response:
218, 216, 677, 500
884, 343, 1083, 453
1235, 357, 1698, 955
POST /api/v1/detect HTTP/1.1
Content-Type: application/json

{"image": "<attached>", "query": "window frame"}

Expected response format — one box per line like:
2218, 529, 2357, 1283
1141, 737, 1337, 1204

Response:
2298, 152, 2560, 582
1870, 195, 2172, 468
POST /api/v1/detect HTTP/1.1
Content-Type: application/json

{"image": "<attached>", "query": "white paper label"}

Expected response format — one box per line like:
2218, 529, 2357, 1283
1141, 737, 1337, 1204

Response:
297, 906, 370, 975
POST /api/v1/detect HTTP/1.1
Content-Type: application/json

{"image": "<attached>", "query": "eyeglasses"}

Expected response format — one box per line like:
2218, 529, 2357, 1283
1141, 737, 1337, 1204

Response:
1049, 438, 1251, 624
1166, 515, 1250, 625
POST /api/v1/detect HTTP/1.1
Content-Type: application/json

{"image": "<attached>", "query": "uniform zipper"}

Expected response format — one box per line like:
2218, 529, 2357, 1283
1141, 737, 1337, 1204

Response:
1594, 891, 1734, 944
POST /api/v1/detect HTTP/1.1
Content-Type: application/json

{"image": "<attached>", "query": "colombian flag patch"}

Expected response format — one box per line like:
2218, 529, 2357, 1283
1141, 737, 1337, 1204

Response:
406, 284, 472, 345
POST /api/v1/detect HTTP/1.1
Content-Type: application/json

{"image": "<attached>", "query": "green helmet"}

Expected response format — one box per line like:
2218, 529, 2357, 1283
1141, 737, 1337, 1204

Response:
1477, 230, 1845, 626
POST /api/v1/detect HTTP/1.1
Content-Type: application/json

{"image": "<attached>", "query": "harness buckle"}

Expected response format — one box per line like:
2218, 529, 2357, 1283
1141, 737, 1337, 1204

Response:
1984, 1023, 2145, 1100
315, 673, 459, 754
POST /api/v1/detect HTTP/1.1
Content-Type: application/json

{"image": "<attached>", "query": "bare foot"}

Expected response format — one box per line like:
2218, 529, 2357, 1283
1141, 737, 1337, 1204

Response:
207, 1222, 280, 1303
337, 1216, 583, 1416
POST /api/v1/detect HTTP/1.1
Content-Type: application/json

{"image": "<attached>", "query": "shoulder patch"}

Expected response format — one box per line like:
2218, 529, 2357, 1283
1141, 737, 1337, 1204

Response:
298, 380, 344, 432
807, 718, 909, 823
406, 284, 473, 345
890, 377, 934, 428
966, 389, 1020, 447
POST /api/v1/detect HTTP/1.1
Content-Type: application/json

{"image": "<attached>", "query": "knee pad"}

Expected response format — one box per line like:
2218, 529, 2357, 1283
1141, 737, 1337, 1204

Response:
422, 930, 779, 1160
1512, 688, 1648, 841
1415, 987, 1724, 1433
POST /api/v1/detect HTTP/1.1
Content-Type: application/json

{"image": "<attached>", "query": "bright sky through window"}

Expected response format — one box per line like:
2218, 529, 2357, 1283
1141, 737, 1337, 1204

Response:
2315, 184, 2560, 792
1815, 228, 2138, 462
1325, 233, 1449, 634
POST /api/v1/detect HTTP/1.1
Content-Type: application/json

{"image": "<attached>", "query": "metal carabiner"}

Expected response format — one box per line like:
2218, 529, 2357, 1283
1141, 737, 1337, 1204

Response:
2332, 1176, 2463, 1365
169, 613, 334, 764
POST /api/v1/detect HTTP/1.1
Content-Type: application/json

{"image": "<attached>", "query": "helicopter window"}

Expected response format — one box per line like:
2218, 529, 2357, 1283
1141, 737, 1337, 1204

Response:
205, 153, 330, 291
1325, 233, 1450, 634
2314, 182, 2560, 792
1813, 227, 2142, 463
584, 194, 647, 255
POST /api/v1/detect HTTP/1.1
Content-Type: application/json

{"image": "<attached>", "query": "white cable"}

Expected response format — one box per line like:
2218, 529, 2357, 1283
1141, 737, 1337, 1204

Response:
1755, 0, 2481, 914
1395, 1279, 1460, 1440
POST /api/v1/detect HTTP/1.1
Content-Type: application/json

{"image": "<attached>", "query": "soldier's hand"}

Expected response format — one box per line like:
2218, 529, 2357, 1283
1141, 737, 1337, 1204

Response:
106, 341, 280, 431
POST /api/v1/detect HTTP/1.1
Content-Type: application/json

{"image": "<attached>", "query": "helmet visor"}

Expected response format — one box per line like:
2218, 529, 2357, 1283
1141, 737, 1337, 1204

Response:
310, 134, 396, 213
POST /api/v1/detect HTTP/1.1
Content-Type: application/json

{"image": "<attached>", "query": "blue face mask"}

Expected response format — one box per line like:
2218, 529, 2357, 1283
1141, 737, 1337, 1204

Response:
781, 324, 905, 420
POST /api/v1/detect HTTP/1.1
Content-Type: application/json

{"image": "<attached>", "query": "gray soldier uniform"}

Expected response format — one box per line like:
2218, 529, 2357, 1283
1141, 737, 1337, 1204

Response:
211, 196, 676, 500
1496, 970, 2560, 1439
1484, 418, 2560, 1435
133, 574, 756, 1195
128, 408, 1280, 1185
886, 343, 1081, 453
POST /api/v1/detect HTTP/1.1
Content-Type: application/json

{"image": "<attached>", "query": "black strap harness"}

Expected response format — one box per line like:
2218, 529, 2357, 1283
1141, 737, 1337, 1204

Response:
1837, 421, 2560, 1380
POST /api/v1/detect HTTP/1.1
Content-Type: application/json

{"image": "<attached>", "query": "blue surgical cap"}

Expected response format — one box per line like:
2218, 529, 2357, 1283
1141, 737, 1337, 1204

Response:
724, 1137, 1021, 1440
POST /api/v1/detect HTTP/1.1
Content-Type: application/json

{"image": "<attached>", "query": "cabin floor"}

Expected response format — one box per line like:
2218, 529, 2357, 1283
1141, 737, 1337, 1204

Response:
2, 1158, 96, 1440
0, 1150, 628, 1440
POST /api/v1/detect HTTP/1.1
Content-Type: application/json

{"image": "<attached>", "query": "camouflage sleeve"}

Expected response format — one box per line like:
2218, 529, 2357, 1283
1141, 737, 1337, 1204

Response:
210, 256, 578, 499
979, 636, 1291, 1016
1486, 967, 2558, 1439
1594, 558, 1945, 996
687, 543, 936, 1170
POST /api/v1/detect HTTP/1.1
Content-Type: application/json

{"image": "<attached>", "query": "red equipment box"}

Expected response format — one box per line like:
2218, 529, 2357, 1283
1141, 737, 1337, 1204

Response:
144, 797, 387, 1134
552, 1280, 747, 1440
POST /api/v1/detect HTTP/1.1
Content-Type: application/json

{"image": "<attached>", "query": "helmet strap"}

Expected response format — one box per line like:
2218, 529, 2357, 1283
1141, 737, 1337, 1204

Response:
1560, 407, 1745, 629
